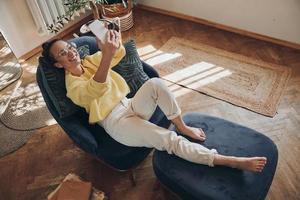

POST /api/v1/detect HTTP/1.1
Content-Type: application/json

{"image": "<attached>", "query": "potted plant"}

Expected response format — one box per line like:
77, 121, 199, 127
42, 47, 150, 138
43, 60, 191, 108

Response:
48, 0, 134, 33
66, 0, 134, 32
96, 0, 134, 31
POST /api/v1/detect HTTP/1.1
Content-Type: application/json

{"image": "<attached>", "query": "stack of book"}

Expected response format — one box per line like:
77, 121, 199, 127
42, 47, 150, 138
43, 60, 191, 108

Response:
47, 173, 106, 200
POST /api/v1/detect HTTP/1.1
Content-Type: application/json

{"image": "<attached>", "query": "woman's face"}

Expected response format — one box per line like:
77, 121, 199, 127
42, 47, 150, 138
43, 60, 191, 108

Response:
50, 40, 81, 70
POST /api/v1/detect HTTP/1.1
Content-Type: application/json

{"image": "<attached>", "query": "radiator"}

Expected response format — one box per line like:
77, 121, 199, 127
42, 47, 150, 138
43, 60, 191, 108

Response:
26, 0, 69, 35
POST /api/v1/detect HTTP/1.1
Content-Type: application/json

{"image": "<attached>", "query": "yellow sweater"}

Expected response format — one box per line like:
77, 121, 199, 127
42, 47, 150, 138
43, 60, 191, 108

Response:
65, 46, 129, 124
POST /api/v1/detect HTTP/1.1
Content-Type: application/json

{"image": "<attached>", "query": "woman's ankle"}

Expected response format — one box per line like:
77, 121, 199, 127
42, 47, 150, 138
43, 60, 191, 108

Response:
213, 154, 238, 168
171, 116, 186, 130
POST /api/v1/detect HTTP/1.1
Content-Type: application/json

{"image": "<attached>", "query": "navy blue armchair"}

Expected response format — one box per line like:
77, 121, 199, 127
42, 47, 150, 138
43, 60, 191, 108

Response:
36, 36, 171, 185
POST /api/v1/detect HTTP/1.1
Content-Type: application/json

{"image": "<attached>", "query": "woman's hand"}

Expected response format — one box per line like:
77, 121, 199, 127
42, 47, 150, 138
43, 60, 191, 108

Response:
97, 30, 121, 60
93, 30, 121, 83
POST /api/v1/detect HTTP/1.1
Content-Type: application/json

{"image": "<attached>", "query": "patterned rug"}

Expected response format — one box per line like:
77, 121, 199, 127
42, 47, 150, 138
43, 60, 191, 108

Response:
0, 71, 55, 158
0, 122, 34, 158
0, 77, 55, 130
0, 61, 22, 91
147, 37, 291, 117
0, 36, 23, 91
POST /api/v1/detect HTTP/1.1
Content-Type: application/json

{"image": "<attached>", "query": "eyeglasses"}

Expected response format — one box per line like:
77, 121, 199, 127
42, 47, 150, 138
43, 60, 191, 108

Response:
56, 42, 77, 59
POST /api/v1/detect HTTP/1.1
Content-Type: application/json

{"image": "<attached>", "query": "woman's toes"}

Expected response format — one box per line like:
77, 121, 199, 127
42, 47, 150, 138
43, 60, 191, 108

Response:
257, 163, 265, 168
199, 128, 206, 137
259, 157, 267, 162
199, 136, 206, 141
255, 158, 267, 172
257, 166, 264, 171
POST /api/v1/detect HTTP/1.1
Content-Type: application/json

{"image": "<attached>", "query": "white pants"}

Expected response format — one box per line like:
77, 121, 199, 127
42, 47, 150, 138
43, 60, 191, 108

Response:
98, 78, 217, 166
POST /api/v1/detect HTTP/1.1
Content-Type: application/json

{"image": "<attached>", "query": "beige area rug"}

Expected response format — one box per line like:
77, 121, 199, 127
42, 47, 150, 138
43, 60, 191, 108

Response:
0, 38, 22, 91
0, 68, 55, 157
0, 77, 55, 130
0, 122, 34, 157
146, 37, 291, 117
0, 63, 22, 91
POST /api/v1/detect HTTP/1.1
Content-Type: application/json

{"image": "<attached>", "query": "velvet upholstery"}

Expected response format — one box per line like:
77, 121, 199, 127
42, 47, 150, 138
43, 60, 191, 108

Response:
36, 36, 171, 170
113, 39, 150, 98
153, 113, 278, 200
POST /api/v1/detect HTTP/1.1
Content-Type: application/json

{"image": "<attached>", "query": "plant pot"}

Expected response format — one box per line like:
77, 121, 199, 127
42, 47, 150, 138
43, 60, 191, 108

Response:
98, 0, 134, 31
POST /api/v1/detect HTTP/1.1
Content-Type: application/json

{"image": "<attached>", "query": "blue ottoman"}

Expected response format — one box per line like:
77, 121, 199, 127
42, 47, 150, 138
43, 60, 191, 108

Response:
152, 113, 278, 200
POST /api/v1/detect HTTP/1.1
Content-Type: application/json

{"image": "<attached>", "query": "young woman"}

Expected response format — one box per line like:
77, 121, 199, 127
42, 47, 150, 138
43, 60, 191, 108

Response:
42, 30, 267, 172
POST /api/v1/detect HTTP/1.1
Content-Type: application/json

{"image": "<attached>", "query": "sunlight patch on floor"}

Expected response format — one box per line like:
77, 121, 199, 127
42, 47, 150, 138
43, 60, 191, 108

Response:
45, 118, 57, 126
3, 61, 18, 67
187, 70, 232, 89
0, 46, 11, 57
136, 47, 232, 97
22, 63, 37, 74
140, 50, 164, 61
163, 62, 216, 82
0, 80, 22, 115
9, 82, 45, 117
138, 45, 183, 65
169, 83, 192, 98
0, 71, 15, 80
146, 52, 182, 66
137, 45, 157, 57
162, 61, 233, 87
162, 80, 190, 98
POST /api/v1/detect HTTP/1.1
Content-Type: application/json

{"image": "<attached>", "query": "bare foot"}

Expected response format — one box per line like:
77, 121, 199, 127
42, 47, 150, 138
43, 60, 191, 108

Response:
234, 157, 267, 172
177, 125, 206, 141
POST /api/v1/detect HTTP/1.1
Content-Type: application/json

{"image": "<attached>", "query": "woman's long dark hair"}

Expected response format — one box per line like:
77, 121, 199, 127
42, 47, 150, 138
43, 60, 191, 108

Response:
41, 39, 60, 64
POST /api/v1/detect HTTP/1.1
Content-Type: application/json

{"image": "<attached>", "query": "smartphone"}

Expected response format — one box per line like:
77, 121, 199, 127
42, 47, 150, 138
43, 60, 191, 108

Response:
88, 20, 108, 42
108, 17, 120, 32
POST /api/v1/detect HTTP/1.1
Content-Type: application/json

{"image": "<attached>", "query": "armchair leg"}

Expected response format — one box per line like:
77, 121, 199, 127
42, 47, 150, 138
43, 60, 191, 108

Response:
129, 169, 136, 187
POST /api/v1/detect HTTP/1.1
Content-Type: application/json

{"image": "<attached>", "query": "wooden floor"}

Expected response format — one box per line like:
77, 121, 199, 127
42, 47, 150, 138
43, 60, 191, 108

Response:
0, 8, 300, 200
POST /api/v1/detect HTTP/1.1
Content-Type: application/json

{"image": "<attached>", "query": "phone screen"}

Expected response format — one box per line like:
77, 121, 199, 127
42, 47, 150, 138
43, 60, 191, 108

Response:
88, 20, 108, 42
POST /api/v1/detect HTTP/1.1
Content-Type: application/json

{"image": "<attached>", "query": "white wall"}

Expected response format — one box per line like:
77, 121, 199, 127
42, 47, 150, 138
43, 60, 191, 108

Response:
139, 0, 300, 45
0, 0, 91, 59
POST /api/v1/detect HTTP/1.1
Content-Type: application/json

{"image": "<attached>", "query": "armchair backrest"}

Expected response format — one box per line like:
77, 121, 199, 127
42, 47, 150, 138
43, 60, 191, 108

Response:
36, 36, 163, 156
36, 36, 102, 155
